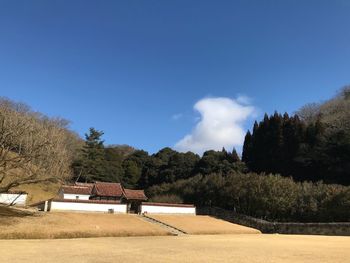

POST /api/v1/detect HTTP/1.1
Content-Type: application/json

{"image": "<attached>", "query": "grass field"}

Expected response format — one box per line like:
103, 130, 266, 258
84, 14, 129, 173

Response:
0, 212, 168, 239
0, 234, 349, 263
148, 215, 261, 234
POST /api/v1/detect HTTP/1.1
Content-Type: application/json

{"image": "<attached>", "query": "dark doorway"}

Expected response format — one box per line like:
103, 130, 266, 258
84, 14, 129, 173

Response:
129, 201, 141, 214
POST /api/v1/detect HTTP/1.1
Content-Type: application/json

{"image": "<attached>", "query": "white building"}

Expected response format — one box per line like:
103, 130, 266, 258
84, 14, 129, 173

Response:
34, 181, 196, 215
34, 182, 147, 214
0, 191, 27, 206
36, 198, 127, 214
58, 183, 93, 200
141, 202, 196, 215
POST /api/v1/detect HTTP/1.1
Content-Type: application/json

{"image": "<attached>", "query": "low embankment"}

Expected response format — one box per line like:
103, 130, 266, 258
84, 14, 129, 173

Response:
197, 207, 350, 236
147, 215, 261, 235
0, 212, 169, 239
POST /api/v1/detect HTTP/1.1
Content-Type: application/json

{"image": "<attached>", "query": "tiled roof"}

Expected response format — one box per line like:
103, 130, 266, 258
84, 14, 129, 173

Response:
93, 182, 124, 197
59, 182, 148, 200
123, 189, 148, 201
61, 185, 93, 195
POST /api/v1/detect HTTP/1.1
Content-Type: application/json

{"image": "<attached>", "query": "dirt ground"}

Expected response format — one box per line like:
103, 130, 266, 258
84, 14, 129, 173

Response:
0, 212, 168, 239
0, 234, 349, 263
149, 214, 261, 234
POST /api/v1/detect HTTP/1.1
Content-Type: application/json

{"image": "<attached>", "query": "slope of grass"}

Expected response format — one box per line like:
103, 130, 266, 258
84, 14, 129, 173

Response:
0, 205, 33, 217
0, 212, 169, 239
148, 215, 261, 234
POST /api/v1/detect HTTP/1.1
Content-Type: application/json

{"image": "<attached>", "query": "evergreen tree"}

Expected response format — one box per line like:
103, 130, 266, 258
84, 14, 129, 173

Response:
242, 107, 349, 185
242, 131, 252, 165
73, 128, 106, 182
122, 150, 149, 188
230, 148, 240, 163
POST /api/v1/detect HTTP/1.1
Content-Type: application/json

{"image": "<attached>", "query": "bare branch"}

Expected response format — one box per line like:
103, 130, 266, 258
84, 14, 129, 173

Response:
0, 99, 74, 194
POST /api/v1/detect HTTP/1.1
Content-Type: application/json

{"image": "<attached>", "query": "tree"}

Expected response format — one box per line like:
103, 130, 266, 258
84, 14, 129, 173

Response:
138, 148, 199, 188
242, 86, 350, 185
230, 148, 240, 163
122, 150, 149, 188
146, 171, 350, 222
102, 146, 128, 183
194, 149, 242, 175
158, 151, 200, 183
0, 98, 72, 194
73, 128, 106, 182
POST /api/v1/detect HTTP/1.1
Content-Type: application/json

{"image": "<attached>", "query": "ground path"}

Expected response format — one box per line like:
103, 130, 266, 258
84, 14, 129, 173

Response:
0, 234, 349, 263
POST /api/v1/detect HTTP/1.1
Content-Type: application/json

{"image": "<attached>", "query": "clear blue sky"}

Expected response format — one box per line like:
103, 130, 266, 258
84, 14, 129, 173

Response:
0, 0, 349, 154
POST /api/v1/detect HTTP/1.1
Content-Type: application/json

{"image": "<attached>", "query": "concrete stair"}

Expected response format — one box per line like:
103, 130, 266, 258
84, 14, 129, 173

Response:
138, 214, 187, 236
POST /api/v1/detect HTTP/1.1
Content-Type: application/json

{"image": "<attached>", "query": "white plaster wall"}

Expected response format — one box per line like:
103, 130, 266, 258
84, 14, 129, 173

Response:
141, 205, 196, 215
0, 193, 27, 206
63, 193, 90, 200
50, 201, 127, 213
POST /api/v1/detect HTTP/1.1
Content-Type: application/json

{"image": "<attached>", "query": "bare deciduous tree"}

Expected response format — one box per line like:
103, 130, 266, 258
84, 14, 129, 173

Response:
297, 86, 350, 132
0, 98, 74, 193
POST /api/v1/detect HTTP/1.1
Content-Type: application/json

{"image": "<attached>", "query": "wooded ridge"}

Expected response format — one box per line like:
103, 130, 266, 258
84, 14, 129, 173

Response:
1, 87, 349, 222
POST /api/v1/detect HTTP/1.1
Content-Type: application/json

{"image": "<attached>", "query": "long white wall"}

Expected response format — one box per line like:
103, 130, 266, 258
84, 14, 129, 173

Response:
0, 193, 27, 206
50, 201, 127, 214
141, 204, 196, 215
62, 193, 90, 200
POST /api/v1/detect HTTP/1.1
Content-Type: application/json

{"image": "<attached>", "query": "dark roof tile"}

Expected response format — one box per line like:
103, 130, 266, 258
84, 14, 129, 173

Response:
61, 185, 93, 195
123, 189, 147, 201
93, 182, 124, 197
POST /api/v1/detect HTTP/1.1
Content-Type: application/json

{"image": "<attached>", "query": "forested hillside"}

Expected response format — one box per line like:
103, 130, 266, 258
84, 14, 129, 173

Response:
242, 87, 350, 185
71, 130, 244, 188
71, 129, 350, 221
1, 87, 350, 222
68, 85, 350, 222
0, 97, 81, 193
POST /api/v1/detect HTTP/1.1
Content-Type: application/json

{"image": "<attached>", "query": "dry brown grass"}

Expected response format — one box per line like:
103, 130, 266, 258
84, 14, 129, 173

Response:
0, 234, 349, 263
0, 212, 169, 239
148, 215, 261, 234
15, 182, 61, 205
0, 205, 33, 217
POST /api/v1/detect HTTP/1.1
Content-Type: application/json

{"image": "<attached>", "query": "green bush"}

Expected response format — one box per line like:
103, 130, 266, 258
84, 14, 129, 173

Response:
147, 172, 350, 222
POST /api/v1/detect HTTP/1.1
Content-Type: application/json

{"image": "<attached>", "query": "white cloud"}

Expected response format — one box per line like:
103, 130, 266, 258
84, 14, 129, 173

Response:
174, 96, 256, 155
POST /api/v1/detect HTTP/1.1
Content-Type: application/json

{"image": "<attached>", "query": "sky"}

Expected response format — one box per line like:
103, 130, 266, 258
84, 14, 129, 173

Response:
0, 0, 350, 155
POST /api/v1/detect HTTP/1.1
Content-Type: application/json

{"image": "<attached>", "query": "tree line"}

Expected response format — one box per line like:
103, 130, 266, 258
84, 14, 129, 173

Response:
72, 128, 244, 188
147, 172, 350, 222
1, 87, 349, 222
242, 87, 350, 185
